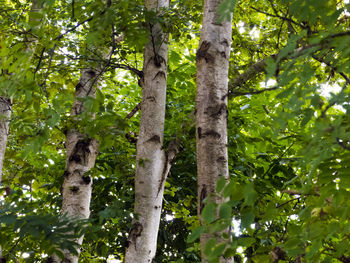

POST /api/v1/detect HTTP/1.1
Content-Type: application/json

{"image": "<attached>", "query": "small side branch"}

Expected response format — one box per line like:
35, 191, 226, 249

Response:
126, 103, 141, 119
229, 86, 279, 97
226, 31, 350, 99
157, 138, 180, 196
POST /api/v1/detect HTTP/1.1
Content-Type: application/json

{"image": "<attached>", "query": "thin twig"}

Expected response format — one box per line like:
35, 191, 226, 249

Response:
34, 47, 46, 77
276, 197, 300, 208
250, 6, 307, 29
229, 86, 279, 97
39, 44, 56, 99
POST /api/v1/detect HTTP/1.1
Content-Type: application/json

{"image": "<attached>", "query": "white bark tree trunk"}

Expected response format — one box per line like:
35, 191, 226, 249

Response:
0, 97, 11, 184
196, 0, 233, 262
49, 68, 101, 263
124, 0, 171, 262
0, 97, 11, 263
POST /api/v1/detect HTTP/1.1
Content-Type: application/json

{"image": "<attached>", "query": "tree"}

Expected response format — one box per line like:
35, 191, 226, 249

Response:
49, 66, 104, 263
0, 0, 41, 261
195, 0, 233, 262
1, 0, 350, 262
124, 0, 175, 262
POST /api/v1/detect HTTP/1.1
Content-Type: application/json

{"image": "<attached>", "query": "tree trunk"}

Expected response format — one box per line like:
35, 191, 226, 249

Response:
0, 0, 40, 261
0, 97, 11, 184
195, 0, 233, 262
124, 0, 170, 262
0, 97, 10, 263
49, 68, 101, 263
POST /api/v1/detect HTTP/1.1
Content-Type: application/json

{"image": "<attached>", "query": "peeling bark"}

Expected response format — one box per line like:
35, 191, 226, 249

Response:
196, 0, 233, 262
49, 68, 101, 263
124, 0, 170, 262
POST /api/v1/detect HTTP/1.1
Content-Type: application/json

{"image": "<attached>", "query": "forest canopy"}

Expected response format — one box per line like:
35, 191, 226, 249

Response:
0, 0, 350, 262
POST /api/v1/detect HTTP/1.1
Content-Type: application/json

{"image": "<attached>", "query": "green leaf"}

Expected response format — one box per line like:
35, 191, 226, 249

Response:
219, 203, 232, 219
243, 183, 257, 206
241, 209, 254, 229
222, 180, 235, 198
202, 203, 216, 223
216, 177, 226, 193
211, 242, 227, 259
217, 0, 237, 23
204, 238, 217, 257
238, 237, 255, 247
187, 226, 205, 243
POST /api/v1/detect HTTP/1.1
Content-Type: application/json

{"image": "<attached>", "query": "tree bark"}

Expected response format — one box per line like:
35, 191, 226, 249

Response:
0, 97, 11, 184
0, 0, 40, 261
49, 68, 102, 263
0, 97, 10, 263
124, 0, 170, 262
196, 0, 233, 262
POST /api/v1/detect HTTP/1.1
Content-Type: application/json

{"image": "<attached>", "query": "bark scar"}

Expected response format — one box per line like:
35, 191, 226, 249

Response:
196, 41, 214, 63
81, 175, 91, 185
127, 222, 143, 250
147, 135, 161, 143
152, 71, 166, 80
197, 127, 202, 139
69, 138, 92, 165
200, 185, 207, 213
205, 103, 227, 118
145, 96, 156, 102
198, 128, 221, 139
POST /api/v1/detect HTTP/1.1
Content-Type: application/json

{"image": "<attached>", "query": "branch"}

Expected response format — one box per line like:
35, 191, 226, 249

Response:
229, 86, 279, 97
321, 82, 347, 117
250, 6, 307, 29
125, 102, 141, 119
34, 46, 46, 77
312, 55, 350, 85
276, 197, 300, 208
54, 17, 93, 41
313, 53, 350, 117
157, 138, 180, 196
229, 58, 269, 90
110, 63, 143, 79
39, 44, 56, 99
226, 31, 350, 99
54, 1, 115, 41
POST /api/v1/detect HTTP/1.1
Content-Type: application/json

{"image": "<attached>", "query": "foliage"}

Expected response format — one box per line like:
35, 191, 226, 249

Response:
0, 0, 350, 262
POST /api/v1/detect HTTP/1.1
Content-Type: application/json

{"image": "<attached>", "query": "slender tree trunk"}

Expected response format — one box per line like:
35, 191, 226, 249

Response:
195, 0, 233, 262
49, 68, 102, 263
0, 97, 10, 263
0, 97, 11, 184
0, 1, 40, 261
124, 0, 171, 262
